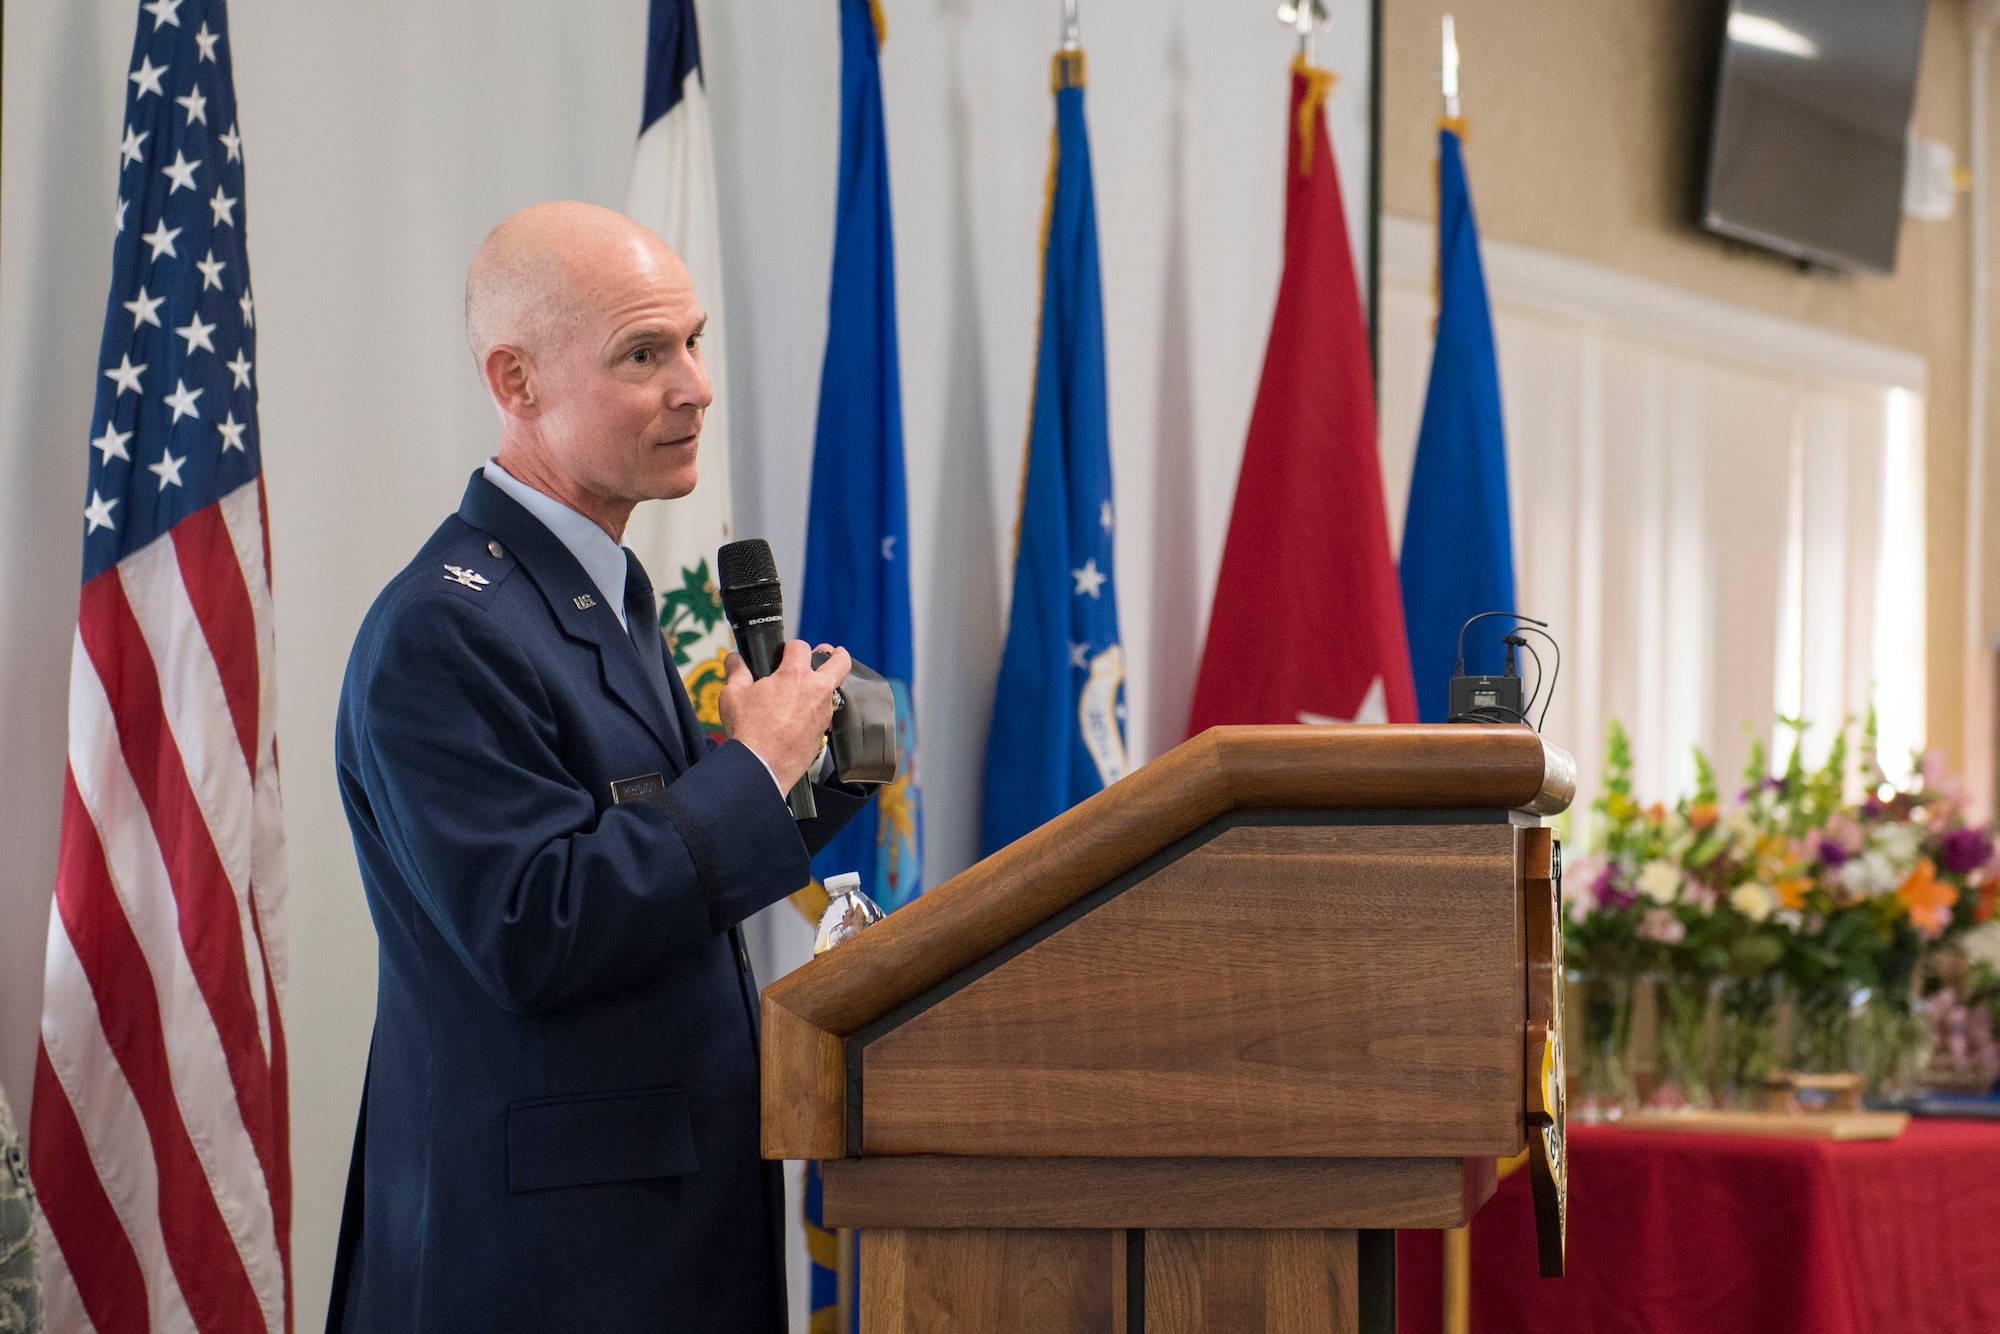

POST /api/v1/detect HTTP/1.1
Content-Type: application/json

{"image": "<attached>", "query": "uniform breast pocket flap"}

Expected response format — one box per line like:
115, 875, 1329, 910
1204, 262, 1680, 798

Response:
505, 1087, 699, 1193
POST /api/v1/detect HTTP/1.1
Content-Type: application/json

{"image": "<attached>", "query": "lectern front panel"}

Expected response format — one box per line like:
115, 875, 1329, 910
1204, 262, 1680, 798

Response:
858, 819, 1526, 1159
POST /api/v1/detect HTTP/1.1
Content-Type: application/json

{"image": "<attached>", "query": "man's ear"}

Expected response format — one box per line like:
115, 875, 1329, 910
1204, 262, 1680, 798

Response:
482, 344, 541, 420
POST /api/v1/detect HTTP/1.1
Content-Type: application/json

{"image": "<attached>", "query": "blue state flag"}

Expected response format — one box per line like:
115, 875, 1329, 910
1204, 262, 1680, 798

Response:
799, 8, 915, 1324
798, 0, 921, 913
1399, 125, 1516, 721
979, 48, 1124, 857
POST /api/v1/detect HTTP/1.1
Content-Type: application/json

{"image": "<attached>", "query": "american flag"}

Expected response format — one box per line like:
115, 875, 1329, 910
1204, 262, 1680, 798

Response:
29, 1, 292, 1330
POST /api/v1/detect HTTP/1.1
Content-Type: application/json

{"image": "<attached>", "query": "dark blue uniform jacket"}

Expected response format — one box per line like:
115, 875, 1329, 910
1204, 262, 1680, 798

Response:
326, 473, 864, 1332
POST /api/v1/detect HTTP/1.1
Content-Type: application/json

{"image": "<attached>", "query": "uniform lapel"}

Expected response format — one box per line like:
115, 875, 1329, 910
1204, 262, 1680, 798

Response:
459, 473, 691, 775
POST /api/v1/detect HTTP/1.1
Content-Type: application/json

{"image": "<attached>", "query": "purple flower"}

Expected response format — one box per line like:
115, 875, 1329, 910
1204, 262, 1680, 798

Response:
1940, 827, 1995, 876
1815, 838, 1849, 869
1592, 865, 1639, 911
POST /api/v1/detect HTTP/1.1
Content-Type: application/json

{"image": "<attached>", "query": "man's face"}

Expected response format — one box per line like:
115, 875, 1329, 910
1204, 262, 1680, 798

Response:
534, 242, 711, 504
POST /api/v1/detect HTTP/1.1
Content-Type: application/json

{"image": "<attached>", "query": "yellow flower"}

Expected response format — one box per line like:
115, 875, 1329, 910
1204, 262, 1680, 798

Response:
1774, 876, 1811, 911
1730, 883, 1777, 923
1637, 860, 1682, 904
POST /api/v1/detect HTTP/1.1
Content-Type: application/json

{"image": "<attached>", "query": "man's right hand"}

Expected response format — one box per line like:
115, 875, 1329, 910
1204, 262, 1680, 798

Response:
718, 640, 852, 791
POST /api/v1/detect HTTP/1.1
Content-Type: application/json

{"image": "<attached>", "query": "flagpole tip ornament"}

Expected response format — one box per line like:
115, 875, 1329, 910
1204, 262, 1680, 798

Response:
1060, 0, 1081, 52
1441, 13, 1462, 122
1277, 0, 1328, 59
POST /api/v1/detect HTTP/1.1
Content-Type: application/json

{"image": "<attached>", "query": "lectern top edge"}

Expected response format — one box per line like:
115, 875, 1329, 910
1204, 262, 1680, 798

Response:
765, 723, 1574, 1038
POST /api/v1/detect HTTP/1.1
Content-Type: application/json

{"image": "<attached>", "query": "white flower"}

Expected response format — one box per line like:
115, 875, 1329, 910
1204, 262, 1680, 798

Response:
1840, 850, 1905, 898
1963, 921, 2000, 972
1730, 883, 1777, 923
1638, 860, 1682, 905
1872, 822, 1923, 867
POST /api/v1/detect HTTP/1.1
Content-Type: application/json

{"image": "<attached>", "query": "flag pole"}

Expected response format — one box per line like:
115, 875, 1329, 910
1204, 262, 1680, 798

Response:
1434, 15, 1465, 321
1432, 29, 1474, 1329
1061, 0, 1080, 50
1433, 29, 1474, 1333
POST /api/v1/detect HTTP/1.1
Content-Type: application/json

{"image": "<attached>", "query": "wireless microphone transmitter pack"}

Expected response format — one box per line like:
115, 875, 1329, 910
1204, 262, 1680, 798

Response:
1448, 673, 1526, 722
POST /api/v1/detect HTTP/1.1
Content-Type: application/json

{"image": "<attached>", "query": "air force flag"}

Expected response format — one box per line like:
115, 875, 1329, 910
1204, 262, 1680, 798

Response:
980, 48, 1125, 857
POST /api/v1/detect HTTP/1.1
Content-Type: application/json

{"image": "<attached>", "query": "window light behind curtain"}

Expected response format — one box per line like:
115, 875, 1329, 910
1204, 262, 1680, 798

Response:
1376, 218, 1928, 833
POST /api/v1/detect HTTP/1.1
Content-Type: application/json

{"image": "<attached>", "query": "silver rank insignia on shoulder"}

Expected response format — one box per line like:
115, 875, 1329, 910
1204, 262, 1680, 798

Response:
573, 594, 598, 610
443, 564, 490, 589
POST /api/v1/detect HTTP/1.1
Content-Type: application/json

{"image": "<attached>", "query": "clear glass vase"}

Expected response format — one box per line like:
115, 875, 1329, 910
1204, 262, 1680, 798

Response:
1571, 968, 1637, 1122
1854, 987, 1932, 1101
1786, 980, 1858, 1076
1711, 975, 1784, 1110
1650, 972, 1714, 1111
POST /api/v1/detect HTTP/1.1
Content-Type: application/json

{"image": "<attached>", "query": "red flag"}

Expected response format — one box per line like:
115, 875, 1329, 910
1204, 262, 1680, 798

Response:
1188, 58, 1417, 734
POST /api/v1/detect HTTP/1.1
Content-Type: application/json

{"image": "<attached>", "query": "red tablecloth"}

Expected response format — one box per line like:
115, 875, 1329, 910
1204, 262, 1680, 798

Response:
1397, 1119, 2000, 1334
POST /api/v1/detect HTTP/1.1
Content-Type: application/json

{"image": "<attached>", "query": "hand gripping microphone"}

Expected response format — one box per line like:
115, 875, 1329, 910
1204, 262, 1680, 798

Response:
716, 539, 818, 819
716, 540, 902, 824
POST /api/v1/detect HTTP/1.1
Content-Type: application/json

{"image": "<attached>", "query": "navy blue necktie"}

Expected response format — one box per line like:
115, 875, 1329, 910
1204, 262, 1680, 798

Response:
623, 549, 688, 770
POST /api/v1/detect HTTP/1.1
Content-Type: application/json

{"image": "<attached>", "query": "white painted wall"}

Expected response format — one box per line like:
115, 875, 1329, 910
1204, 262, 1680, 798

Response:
0, 2, 1372, 1328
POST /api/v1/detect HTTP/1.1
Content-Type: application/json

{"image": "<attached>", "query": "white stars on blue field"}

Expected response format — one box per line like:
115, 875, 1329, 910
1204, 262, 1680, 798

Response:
82, 0, 260, 579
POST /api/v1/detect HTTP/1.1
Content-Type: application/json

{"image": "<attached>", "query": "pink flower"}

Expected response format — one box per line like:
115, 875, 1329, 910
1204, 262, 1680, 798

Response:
1637, 908, 1686, 944
1823, 813, 1865, 855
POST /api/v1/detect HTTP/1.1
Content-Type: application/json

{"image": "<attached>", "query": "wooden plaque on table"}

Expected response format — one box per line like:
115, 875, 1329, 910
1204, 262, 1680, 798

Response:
763, 725, 1575, 1334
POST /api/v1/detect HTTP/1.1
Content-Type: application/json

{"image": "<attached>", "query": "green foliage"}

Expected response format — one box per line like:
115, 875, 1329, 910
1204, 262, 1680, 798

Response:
1692, 749, 1717, 807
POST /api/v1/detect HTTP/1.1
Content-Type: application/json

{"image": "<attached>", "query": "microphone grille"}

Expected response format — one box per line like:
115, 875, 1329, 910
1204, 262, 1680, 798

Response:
717, 539, 779, 591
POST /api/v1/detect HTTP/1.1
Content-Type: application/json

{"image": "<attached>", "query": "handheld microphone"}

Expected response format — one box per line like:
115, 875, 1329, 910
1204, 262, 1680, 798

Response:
716, 539, 817, 820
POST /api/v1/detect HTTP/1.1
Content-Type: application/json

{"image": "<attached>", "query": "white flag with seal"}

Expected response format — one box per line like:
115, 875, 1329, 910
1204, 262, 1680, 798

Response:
624, 0, 734, 741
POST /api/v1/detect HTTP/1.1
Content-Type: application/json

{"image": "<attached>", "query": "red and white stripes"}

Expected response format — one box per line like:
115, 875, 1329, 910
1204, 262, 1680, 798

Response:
34, 480, 291, 1334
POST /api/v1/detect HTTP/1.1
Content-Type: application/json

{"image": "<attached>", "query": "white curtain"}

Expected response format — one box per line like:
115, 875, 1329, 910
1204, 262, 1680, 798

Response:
1378, 215, 1928, 822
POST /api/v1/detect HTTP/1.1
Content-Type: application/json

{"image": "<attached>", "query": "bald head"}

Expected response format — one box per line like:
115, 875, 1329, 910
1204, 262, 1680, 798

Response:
465, 201, 689, 366
468, 201, 712, 538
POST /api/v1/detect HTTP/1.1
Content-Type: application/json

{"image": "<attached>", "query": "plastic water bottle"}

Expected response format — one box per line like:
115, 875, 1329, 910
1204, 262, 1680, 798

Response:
813, 872, 884, 956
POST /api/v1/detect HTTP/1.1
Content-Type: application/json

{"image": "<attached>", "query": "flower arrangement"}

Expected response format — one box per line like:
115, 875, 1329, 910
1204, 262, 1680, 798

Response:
1567, 716, 1999, 1113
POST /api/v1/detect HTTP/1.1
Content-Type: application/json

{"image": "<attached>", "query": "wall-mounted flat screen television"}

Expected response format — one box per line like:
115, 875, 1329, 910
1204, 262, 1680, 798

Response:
1702, 0, 1929, 275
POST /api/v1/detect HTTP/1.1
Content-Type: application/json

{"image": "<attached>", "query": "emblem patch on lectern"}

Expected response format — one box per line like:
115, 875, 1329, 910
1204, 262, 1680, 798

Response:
1524, 830, 1567, 1277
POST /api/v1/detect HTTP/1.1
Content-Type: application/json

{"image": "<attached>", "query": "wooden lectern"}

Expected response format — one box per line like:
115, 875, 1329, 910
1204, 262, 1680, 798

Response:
762, 725, 1575, 1333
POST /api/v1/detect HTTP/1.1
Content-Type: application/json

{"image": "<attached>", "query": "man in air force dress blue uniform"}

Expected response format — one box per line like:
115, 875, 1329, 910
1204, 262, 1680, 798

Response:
327, 202, 868, 1332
